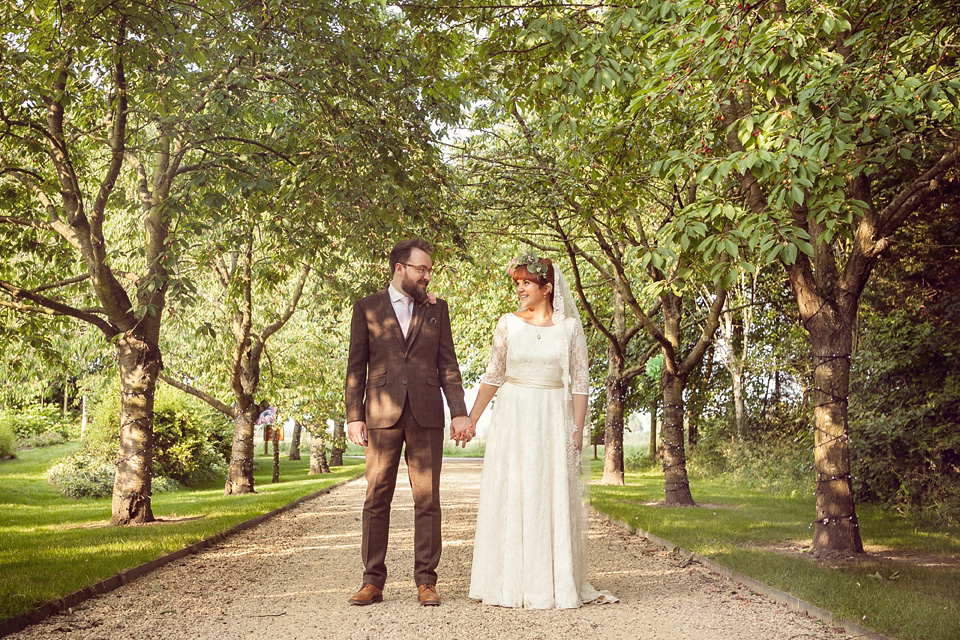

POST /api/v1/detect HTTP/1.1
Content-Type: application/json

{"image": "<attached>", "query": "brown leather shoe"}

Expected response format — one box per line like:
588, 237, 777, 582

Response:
417, 584, 441, 606
348, 583, 383, 606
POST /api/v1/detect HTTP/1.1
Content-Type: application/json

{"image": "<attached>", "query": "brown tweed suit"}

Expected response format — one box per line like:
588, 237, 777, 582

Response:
345, 288, 467, 588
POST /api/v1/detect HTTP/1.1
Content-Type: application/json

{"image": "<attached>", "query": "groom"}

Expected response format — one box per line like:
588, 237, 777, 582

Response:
345, 238, 474, 607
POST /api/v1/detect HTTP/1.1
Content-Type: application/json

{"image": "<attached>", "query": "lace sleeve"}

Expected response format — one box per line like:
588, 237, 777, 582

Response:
569, 319, 589, 395
480, 314, 509, 387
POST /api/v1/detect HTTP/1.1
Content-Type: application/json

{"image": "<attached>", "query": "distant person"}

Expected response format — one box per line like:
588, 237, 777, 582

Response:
467, 254, 616, 608
344, 238, 474, 607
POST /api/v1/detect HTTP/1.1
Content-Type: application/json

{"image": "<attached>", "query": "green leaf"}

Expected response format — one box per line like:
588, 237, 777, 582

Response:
791, 185, 805, 205
782, 242, 798, 265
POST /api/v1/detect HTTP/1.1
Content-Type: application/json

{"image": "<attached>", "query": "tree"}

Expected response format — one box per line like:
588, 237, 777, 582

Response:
289, 421, 302, 461
632, 0, 959, 550
434, 5, 732, 500
0, 0, 284, 522
161, 218, 312, 494
712, 271, 761, 440
1, 0, 468, 505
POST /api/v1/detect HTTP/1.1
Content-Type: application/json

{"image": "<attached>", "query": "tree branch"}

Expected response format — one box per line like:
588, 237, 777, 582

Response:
0, 279, 119, 337
160, 373, 237, 418
260, 263, 311, 343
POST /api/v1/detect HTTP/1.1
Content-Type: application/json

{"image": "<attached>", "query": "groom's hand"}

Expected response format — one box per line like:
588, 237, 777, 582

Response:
347, 420, 368, 447
450, 415, 474, 448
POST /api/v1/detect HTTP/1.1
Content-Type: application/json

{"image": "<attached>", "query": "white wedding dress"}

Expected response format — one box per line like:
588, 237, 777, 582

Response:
469, 312, 615, 609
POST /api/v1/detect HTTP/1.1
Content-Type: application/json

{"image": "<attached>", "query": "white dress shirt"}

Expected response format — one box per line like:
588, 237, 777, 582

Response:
389, 283, 414, 338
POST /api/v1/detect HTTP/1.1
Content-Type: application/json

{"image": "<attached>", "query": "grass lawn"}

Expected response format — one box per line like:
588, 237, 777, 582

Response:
0, 443, 364, 622
589, 462, 960, 640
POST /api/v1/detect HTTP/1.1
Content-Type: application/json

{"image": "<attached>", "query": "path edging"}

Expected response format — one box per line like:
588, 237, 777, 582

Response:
593, 510, 892, 640
0, 474, 364, 639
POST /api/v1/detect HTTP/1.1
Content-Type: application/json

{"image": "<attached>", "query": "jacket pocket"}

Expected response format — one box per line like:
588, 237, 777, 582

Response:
426, 376, 440, 387
368, 373, 387, 388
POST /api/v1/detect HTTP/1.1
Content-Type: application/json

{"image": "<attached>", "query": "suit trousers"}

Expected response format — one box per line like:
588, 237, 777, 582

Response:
361, 398, 444, 588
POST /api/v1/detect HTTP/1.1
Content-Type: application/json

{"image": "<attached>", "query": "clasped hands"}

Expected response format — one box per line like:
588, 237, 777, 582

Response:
450, 415, 475, 448
347, 416, 476, 448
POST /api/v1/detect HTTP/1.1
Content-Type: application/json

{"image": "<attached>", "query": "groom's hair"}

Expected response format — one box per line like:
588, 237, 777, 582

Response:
389, 238, 432, 273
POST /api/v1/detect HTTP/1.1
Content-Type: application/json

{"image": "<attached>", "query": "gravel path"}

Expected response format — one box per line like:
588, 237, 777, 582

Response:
10, 459, 852, 640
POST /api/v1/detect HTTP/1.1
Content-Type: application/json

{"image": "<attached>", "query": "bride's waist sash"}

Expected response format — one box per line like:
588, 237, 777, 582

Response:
504, 375, 563, 389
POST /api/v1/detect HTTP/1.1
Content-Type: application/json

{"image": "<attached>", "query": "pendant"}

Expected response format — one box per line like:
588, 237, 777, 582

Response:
537, 334, 541, 339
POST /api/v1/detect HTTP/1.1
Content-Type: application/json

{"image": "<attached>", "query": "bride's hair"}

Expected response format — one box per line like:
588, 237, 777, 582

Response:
511, 258, 554, 305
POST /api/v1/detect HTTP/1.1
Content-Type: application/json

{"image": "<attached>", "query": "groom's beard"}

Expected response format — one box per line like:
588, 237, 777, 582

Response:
400, 273, 429, 304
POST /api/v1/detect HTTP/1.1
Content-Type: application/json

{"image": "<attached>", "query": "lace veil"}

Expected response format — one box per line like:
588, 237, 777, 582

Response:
547, 267, 593, 592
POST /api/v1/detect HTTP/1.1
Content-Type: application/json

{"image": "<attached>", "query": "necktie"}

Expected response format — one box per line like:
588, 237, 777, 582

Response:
398, 297, 413, 337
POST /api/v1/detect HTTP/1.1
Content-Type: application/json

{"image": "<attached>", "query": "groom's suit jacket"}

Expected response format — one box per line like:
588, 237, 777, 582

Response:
345, 288, 467, 429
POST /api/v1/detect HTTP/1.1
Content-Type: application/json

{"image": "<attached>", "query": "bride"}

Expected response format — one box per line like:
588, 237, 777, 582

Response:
467, 254, 616, 609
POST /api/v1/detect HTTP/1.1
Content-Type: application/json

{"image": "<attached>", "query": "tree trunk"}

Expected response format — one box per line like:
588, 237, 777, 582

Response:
649, 397, 658, 460
272, 430, 280, 483
784, 206, 867, 553
602, 369, 626, 485
110, 334, 161, 525
719, 289, 750, 440
329, 421, 345, 466
662, 369, 695, 506
224, 405, 258, 494
807, 322, 863, 553
731, 366, 746, 440
289, 421, 302, 461
601, 287, 626, 485
309, 440, 330, 474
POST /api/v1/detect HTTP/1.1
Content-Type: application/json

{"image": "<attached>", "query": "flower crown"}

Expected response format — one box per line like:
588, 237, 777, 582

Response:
507, 252, 549, 281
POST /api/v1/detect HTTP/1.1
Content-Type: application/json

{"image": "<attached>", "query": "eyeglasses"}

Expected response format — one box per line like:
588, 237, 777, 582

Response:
403, 263, 432, 276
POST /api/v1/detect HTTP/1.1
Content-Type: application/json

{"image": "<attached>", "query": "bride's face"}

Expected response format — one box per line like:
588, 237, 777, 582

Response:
515, 278, 550, 310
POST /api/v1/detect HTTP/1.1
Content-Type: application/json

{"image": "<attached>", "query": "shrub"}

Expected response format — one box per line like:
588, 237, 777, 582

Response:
85, 382, 229, 487
624, 449, 658, 473
1, 404, 60, 439
0, 421, 15, 458
687, 434, 815, 497
17, 429, 70, 449
47, 449, 182, 499
152, 406, 227, 486
850, 312, 960, 525
0, 405, 75, 448
47, 451, 115, 498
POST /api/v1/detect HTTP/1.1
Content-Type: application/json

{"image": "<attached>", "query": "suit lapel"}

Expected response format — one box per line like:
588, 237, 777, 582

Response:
377, 290, 406, 347
405, 300, 425, 348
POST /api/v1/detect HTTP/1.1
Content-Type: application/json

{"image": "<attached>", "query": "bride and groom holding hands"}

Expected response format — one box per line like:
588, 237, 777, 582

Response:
344, 238, 615, 610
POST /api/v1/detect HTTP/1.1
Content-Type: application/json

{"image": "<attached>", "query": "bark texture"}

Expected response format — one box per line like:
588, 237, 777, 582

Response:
224, 405, 259, 494
662, 370, 694, 506
289, 422, 302, 461
602, 343, 626, 486
110, 334, 162, 525
309, 440, 330, 474
272, 432, 281, 483
329, 421, 345, 467
808, 322, 862, 552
